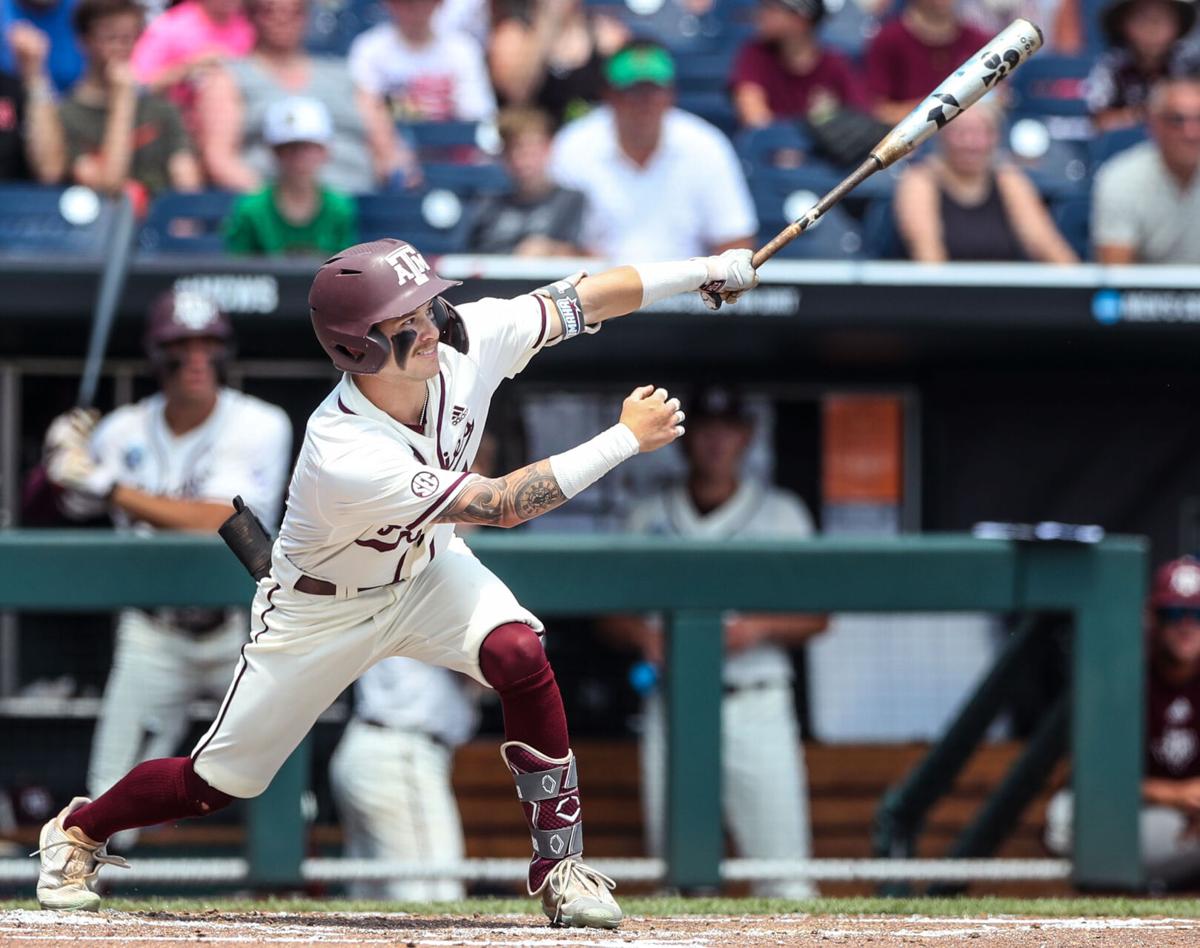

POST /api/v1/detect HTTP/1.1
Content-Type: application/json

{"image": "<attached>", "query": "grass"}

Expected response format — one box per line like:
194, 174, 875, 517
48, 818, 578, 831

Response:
4, 895, 1200, 917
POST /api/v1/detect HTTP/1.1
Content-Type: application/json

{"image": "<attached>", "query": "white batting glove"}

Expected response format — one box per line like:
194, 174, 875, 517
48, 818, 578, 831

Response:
695, 249, 759, 311
45, 441, 116, 499
43, 407, 99, 457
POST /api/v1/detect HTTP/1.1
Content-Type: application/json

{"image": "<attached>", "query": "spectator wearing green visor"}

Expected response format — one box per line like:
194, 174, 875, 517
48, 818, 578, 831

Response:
549, 39, 757, 261
224, 95, 358, 257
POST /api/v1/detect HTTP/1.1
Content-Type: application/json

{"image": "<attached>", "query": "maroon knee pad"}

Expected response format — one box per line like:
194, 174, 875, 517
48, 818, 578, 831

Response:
65, 757, 234, 842
479, 622, 568, 758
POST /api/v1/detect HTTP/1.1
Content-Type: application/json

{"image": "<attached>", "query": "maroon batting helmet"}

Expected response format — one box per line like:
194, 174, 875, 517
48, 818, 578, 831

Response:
144, 290, 233, 373
1152, 556, 1200, 609
309, 238, 467, 374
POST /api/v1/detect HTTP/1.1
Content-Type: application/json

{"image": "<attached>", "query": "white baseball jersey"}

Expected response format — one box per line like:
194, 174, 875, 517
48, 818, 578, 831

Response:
625, 481, 816, 687
86, 388, 293, 530
275, 294, 553, 592
354, 656, 479, 747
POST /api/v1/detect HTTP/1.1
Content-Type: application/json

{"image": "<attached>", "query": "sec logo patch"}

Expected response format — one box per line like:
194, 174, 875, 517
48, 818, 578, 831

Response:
411, 471, 440, 498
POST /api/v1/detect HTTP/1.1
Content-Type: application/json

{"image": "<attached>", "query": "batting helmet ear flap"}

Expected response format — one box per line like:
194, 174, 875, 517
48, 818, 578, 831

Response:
327, 324, 394, 374
431, 297, 469, 355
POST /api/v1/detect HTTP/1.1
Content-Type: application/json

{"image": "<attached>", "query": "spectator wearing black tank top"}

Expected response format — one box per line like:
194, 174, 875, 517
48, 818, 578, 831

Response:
489, 0, 628, 128
893, 100, 1077, 264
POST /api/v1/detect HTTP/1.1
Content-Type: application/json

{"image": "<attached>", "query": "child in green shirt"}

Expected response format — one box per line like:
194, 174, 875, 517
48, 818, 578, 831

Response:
224, 96, 357, 256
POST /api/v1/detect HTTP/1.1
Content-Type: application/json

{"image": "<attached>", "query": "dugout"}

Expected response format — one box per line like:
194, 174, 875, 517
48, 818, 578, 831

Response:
0, 255, 1185, 893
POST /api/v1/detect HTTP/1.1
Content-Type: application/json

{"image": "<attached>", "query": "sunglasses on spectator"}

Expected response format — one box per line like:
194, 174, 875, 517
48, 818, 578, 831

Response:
1159, 111, 1200, 128
1158, 606, 1200, 624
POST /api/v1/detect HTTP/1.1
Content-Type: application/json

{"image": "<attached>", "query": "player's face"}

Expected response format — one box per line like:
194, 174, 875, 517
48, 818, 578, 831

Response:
1158, 608, 1200, 667
161, 337, 222, 402
375, 302, 441, 380
685, 417, 752, 479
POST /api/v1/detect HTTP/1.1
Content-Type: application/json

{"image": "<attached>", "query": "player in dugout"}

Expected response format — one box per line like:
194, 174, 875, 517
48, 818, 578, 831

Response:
1045, 555, 1200, 887
35, 291, 292, 848
32, 239, 760, 929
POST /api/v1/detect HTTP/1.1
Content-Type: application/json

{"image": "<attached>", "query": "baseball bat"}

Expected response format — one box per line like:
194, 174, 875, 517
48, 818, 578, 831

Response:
77, 191, 137, 408
751, 18, 1044, 267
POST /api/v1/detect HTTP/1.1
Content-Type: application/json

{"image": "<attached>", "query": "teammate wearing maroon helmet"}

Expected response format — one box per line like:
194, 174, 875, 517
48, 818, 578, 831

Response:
1046, 555, 1200, 884
33, 240, 760, 927
39, 290, 292, 848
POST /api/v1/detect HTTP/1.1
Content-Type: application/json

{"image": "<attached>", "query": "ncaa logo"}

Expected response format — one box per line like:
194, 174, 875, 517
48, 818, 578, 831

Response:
385, 245, 431, 288
411, 471, 440, 498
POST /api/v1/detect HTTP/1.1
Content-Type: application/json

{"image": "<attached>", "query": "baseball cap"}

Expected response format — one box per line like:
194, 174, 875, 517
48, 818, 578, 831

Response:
766, 0, 826, 20
605, 45, 676, 90
264, 96, 333, 147
689, 386, 750, 423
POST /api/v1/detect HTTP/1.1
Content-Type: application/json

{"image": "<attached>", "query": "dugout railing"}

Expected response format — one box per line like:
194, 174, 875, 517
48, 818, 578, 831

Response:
0, 531, 1146, 890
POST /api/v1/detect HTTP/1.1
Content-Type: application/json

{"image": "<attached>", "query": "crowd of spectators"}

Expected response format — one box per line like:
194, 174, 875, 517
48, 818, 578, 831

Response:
0, 0, 1197, 263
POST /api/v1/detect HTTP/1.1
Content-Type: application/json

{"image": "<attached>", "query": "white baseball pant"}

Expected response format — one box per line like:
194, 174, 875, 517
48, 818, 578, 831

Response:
330, 718, 467, 901
191, 536, 541, 799
640, 683, 816, 897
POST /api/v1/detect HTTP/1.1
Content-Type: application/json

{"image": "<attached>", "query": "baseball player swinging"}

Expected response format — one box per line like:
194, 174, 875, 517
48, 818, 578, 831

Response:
33, 237, 758, 928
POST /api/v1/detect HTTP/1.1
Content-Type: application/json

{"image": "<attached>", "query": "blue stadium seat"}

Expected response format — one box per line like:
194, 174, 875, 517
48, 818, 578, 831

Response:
1089, 125, 1149, 169
0, 184, 115, 256
355, 189, 471, 254
736, 122, 816, 173
862, 196, 904, 260
138, 191, 237, 254
752, 184, 864, 259
305, 0, 384, 56
676, 90, 738, 136
674, 50, 735, 94
1008, 54, 1091, 118
1006, 118, 1090, 200
422, 161, 511, 197
1052, 194, 1091, 261
406, 121, 495, 154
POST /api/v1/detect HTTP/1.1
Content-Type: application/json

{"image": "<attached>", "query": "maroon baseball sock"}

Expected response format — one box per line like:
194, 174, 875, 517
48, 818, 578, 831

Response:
64, 757, 234, 843
481, 623, 579, 892
479, 622, 568, 756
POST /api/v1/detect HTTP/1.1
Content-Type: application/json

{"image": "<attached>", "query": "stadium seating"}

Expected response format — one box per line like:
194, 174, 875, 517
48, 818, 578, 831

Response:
138, 191, 237, 254
1052, 194, 1091, 262
355, 189, 472, 253
752, 184, 865, 259
422, 162, 511, 198
0, 184, 113, 257
1089, 125, 1149, 169
1007, 54, 1091, 119
862, 197, 903, 260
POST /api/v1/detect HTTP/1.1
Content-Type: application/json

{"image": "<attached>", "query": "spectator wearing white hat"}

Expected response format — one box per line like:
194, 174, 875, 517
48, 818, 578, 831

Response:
223, 95, 357, 256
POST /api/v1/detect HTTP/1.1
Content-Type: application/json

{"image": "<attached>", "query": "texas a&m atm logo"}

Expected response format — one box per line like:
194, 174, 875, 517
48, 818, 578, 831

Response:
385, 244, 431, 288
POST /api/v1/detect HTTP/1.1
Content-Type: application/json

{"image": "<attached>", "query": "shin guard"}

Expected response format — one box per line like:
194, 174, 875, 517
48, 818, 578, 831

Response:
501, 740, 583, 894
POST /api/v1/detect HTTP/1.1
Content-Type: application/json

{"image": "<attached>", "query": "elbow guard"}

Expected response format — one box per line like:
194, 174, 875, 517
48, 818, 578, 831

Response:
533, 272, 598, 345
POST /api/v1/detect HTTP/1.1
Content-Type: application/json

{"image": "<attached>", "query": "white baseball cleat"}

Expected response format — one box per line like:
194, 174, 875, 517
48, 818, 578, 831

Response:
33, 797, 129, 911
539, 858, 622, 929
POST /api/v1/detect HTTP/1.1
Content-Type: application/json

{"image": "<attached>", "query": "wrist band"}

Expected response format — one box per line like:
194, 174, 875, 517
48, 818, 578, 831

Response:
633, 259, 709, 308
549, 423, 640, 499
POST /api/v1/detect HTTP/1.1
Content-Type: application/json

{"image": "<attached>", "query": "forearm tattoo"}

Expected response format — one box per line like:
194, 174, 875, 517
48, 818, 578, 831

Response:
436, 460, 567, 527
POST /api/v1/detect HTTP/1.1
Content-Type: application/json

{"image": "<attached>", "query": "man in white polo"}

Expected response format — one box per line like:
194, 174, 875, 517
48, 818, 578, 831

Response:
549, 40, 757, 261
1093, 76, 1200, 264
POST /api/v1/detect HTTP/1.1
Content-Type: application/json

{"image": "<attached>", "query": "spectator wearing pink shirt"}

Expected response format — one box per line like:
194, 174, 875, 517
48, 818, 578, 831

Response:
130, 0, 254, 127
730, 0, 868, 128
865, 0, 988, 124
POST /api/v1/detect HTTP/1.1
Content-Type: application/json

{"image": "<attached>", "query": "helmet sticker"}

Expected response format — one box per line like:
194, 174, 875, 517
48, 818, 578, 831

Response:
385, 244, 432, 288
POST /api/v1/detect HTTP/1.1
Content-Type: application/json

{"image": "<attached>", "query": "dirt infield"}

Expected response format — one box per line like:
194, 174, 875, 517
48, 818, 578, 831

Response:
4, 910, 1200, 947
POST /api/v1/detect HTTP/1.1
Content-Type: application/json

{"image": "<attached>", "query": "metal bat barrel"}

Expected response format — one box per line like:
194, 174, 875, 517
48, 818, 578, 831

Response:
871, 18, 1044, 168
